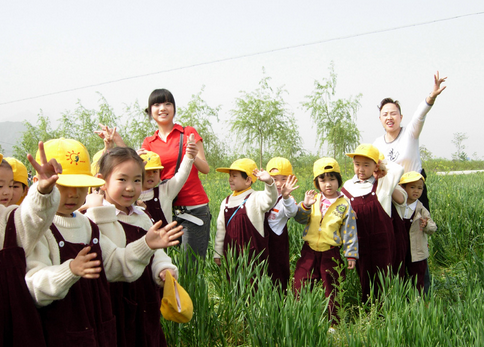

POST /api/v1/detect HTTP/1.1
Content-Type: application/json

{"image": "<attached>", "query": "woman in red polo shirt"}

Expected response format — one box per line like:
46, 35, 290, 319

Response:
142, 89, 210, 262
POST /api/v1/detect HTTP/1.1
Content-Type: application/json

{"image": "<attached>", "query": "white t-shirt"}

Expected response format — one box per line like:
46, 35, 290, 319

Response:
373, 100, 432, 173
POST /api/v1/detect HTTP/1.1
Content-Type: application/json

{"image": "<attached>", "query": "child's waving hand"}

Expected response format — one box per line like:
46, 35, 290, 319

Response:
146, 220, 184, 249
28, 141, 62, 195
303, 190, 317, 208
281, 175, 299, 199
253, 168, 274, 185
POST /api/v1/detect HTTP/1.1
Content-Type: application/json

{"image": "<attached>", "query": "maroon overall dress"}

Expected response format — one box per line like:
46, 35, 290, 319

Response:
264, 196, 290, 292
143, 186, 169, 228
109, 220, 166, 347
39, 221, 117, 347
223, 193, 269, 267
341, 181, 394, 302
404, 213, 427, 292
0, 209, 46, 347
391, 203, 408, 279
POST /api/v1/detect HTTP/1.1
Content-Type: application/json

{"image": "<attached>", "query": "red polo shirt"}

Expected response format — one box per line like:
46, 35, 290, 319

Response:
142, 124, 209, 206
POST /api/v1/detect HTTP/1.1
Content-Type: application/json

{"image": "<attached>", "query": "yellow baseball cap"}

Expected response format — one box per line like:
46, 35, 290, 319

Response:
313, 158, 340, 189
0, 153, 3, 162
140, 151, 164, 171
90, 149, 105, 176
266, 157, 293, 176
399, 171, 425, 185
346, 144, 380, 164
216, 158, 257, 183
4, 157, 28, 186
160, 271, 193, 323
37, 138, 105, 188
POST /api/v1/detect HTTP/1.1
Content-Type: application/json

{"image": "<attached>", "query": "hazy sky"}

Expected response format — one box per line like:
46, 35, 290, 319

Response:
1, 1, 483, 160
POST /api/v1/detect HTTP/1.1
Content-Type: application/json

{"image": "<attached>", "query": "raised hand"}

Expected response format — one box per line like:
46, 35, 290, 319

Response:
69, 246, 102, 279
146, 220, 184, 250
427, 71, 447, 104
27, 141, 62, 195
253, 168, 273, 185
281, 175, 299, 199
185, 134, 198, 159
303, 190, 317, 207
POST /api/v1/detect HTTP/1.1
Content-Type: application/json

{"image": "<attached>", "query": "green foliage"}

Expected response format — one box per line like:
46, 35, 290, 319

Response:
302, 62, 361, 159
177, 87, 228, 170
229, 72, 304, 168
118, 100, 156, 149
451, 132, 469, 162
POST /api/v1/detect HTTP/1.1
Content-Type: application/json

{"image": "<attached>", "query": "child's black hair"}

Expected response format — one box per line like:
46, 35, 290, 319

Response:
314, 171, 343, 190
0, 160, 12, 171
145, 89, 176, 118
240, 171, 249, 180
98, 147, 145, 183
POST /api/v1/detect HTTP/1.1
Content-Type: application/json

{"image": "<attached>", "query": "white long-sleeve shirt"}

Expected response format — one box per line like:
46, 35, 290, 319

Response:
266, 195, 298, 236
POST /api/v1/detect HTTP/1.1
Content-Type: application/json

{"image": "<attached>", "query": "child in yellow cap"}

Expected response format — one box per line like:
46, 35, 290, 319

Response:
25, 138, 183, 347
214, 158, 278, 268
341, 143, 405, 302
397, 172, 437, 293
294, 157, 358, 324
0, 143, 61, 346
5, 157, 29, 206
138, 134, 197, 228
264, 157, 299, 292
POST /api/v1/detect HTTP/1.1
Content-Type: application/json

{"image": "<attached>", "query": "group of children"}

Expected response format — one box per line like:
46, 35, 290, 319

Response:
0, 132, 436, 345
214, 143, 436, 323
0, 134, 195, 346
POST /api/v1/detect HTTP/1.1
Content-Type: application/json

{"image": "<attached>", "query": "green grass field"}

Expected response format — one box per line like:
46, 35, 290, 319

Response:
161, 172, 484, 346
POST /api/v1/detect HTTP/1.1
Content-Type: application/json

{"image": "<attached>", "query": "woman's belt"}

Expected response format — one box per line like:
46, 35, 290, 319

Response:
173, 203, 208, 226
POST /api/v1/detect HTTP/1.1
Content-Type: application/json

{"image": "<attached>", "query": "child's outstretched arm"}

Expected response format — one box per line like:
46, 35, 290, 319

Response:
294, 190, 316, 224
13, 142, 62, 256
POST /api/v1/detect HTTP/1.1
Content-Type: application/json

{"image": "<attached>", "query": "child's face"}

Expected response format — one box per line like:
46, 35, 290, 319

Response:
353, 156, 378, 181
56, 185, 89, 217
317, 174, 339, 199
271, 175, 288, 195
403, 179, 424, 204
0, 167, 13, 206
228, 170, 251, 192
103, 159, 143, 213
9, 181, 27, 206
144, 169, 161, 190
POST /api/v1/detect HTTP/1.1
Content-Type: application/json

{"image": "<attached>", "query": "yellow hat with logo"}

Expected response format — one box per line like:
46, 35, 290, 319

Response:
4, 157, 28, 186
346, 144, 380, 164
37, 138, 105, 188
266, 157, 293, 176
399, 171, 425, 185
140, 151, 164, 171
313, 158, 340, 189
216, 158, 257, 183
160, 271, 193, 323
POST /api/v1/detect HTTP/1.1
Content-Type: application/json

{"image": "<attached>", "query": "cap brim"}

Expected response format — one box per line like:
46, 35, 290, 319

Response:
56, 174, 105, 188
216, 167, 232, 174
146, 165, 164, 170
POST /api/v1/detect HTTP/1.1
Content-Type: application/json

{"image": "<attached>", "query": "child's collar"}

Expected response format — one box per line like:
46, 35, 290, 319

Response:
233, 187, 252, 197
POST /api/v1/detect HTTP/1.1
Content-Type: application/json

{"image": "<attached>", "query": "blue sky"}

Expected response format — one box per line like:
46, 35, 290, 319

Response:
1, 1, 483, 159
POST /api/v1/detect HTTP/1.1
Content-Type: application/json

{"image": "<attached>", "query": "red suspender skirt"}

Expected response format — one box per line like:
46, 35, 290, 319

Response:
264, 196, 290, 291
223, 193, 269, 264
40, 221, 116, 347
391, 203, 408, 279
0, 209, 46, 347
109, 220, 166, 347
341, 180, 394, 302
143, 186, 169, 227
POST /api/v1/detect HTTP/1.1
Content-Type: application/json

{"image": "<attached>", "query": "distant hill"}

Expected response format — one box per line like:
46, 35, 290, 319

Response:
0, 121, 27, 157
